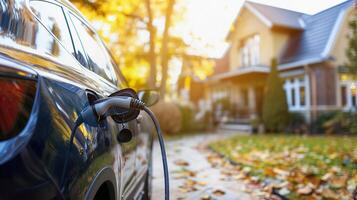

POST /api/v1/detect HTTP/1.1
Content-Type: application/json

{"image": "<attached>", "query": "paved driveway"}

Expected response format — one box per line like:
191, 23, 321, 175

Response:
152, 132, 257, 200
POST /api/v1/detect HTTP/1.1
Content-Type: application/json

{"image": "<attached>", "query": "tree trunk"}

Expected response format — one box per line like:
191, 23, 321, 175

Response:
160, 0, 175, 99
145, 0, 157, 88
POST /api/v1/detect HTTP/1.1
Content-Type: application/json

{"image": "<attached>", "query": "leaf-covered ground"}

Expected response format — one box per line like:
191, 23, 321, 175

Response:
209, 134, 357, 200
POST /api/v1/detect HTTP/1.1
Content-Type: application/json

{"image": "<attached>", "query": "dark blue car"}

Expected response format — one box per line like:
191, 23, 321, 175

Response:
0, 0, 155, 199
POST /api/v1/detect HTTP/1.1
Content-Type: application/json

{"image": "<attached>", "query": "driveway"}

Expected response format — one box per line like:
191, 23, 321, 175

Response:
152, 132, 258, 200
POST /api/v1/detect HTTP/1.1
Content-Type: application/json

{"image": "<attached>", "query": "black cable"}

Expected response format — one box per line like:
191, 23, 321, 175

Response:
143, 107, 170, 200
59, 116, 83, 191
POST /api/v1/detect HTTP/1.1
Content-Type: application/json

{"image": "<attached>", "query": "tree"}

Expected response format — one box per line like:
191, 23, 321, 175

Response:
346, 13, 357, 74
71, 0, 182, 93
262, 58, 289, 132
145, 0, 157, 88
160, 0, 176, 98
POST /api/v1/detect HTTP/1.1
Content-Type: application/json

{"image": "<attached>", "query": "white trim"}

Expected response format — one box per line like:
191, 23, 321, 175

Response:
209, 65, 270, 81
244, 3, 273, 28
280, 68, 305, 78
322, 9, 347, 57
278, 56, 326, 70
298, 18, 306, 28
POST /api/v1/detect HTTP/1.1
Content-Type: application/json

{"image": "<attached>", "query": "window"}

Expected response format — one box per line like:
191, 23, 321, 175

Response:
69, 14, 117, 84
350, 83, 357, 106
299, 87, 305, 106
0, 0, 78, 67
239, 34, 260, 67
341, 85, 347, 106
340, 82, 357, 109
30, 1, 74, 54
284, 77, 307, 110
66, 12, 89, 68
291, 87, 296, 106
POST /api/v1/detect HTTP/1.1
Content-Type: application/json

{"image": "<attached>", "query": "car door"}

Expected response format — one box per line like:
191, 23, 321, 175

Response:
65, 11, 140, 198
26, 1, 121, 198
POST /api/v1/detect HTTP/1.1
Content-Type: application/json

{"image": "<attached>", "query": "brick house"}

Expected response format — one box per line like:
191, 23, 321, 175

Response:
206, 0, 356, 126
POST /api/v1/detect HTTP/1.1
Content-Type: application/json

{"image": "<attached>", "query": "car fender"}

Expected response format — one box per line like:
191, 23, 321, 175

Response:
84, 167, 118, 200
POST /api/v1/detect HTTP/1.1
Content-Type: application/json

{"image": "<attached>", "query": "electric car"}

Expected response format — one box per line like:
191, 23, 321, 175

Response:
0, 0, 157, 199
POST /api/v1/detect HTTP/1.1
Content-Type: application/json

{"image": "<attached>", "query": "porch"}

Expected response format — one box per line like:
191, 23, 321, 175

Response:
207, 70, 268, 130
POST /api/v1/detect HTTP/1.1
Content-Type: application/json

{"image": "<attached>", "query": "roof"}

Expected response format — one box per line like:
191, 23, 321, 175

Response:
226, 0, 355, 71
246, 2, 307, 30
279, 0, 355, 69
227, 1, 308, 40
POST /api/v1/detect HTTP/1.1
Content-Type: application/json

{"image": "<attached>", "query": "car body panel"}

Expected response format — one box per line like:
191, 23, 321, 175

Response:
0, 0, 154, 199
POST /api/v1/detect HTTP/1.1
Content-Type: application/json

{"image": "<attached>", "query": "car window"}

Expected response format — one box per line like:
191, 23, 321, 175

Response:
65, 11, 89, 69
69, 13, 117, 85
29, 1, 74, 54
0, 0, 79, 68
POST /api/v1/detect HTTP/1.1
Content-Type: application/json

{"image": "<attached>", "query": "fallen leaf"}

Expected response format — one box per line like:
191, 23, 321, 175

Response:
273, 168, 289, 177
278, 188, 290, 196
297, 185, 313, 195
331, 174, 348, 188
212, 189, 225, 196
322, 188, 339, 199
321, 172, 333, 182
197, 181, 207, 186
201, 195, 212, 200
174, 159, 189, 166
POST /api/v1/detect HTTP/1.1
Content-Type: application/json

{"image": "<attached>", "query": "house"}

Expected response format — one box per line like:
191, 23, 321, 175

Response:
206, 0, 356, 126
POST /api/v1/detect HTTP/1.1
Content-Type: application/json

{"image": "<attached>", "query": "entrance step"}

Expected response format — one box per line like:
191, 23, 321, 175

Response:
218, 123, 252, 133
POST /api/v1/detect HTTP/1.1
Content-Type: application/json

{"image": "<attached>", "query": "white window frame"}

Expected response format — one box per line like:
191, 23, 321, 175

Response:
284, 77, 307, 111
239, 34, 260, 67
340, 81, 357, 110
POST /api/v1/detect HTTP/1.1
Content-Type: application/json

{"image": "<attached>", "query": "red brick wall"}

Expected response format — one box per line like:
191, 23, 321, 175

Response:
309, 63, 337, 106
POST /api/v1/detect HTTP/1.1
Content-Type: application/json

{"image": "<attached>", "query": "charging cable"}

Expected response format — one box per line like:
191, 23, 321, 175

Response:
143, 107, 169, 200
60, 97, 169, 200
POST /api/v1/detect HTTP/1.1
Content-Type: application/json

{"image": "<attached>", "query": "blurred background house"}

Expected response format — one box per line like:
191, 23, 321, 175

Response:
194, 0, 357, 132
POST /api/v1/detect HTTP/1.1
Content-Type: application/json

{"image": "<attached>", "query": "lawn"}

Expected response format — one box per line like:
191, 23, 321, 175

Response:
209, 134, 357, 199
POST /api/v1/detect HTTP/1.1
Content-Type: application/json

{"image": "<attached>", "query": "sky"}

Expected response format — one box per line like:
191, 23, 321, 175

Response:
173, 0, 347, 58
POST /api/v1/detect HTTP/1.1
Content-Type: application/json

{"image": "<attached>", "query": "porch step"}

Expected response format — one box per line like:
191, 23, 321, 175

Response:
218, 123, 252, 133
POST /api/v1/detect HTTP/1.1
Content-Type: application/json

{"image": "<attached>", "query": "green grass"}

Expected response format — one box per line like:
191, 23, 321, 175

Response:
209, 134, 357, 199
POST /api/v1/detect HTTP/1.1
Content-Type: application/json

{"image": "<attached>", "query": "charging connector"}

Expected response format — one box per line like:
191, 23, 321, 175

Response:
60, 96, 169, 200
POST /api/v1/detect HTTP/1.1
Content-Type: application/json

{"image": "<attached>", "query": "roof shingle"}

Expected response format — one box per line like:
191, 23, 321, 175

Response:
279, 0, 354, 66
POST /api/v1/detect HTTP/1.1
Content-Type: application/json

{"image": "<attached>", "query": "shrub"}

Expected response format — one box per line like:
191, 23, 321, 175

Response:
179, 104, 211, 133
151, 100, 182, 135
322, 111, 357, 134
262, 59, 289, 132
179, 105, 195, 133
286, 112, 308, 134
212, 97, 231, 114
311, 111, 339, 134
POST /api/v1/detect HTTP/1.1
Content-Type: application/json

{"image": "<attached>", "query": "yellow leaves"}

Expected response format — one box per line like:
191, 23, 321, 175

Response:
178, 179, 198, 193
330, 173, 349, 189
209, 135, 357, 199
212, 189, 225, 196
321, 188, 339, 199
174, 159, 190, 166
297, 184, 314, 195
173, 169, 196, 179
321, 172, 333, 181
200, 195, 212, 200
